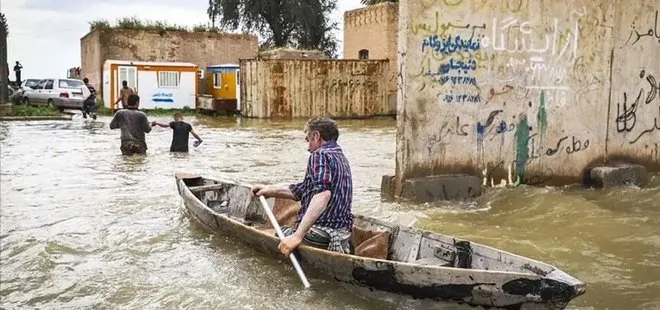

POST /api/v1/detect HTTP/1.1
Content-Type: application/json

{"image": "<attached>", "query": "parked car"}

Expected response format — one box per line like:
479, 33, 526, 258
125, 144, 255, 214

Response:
21, 79, 42, 91
14, 78, 42, 104
22, 78, 91, 111
6, 86, 22, 104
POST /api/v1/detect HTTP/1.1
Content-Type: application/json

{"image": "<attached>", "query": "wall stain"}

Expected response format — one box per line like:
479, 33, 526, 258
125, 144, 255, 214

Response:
537, 91, 548, 138
515, 114, 531, 183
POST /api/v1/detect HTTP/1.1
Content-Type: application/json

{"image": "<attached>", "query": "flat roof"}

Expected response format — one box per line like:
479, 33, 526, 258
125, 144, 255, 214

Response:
104, 60, 198, 67
207, 64, 239, 68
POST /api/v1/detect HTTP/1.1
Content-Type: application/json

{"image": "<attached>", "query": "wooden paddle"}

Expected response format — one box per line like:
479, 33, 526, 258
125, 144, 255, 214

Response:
258, 196, 311, 288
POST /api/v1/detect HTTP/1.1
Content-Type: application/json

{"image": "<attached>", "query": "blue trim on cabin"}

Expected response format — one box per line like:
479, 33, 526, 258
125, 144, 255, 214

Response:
207, 65, 240, 73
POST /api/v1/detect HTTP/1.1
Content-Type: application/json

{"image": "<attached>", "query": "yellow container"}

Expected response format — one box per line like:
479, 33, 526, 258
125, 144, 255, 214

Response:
206, 64, 240, 101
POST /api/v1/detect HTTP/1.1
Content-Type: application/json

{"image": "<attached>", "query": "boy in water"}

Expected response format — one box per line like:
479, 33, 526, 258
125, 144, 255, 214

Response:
152, 113, 203, 152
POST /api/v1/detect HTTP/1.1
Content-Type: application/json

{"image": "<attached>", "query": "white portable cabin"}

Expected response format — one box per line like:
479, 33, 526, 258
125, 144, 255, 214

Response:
102, 60, 199, 110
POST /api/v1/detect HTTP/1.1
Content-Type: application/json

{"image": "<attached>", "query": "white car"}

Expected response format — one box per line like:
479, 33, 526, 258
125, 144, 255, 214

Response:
21, 78, 42, 91
22, 78, 91, 110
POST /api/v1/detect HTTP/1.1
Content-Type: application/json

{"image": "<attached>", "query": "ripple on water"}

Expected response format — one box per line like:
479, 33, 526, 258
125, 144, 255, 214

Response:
1, 117, 660, 309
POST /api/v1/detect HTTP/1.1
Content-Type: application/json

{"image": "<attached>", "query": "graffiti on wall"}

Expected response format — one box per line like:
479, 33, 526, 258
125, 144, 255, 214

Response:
615, 69, 660, 145
610, 7, 660, 166
414, 4, 586, 108
622, 10, 660, 47
405, 1, 642, 186
420, 25, 484, 103
476, 111, 590, 185
427, 116, 470, 154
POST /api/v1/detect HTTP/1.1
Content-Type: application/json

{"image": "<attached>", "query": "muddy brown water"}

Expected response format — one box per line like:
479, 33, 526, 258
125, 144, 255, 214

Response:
1, 116, 658, 309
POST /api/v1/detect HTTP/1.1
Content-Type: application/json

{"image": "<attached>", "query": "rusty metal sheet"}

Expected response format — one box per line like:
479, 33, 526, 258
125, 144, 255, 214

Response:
240, 59, 391, 119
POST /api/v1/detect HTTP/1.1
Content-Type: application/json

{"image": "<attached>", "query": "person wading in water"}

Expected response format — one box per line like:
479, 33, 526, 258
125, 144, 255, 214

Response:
114, 80, 135, 110
151, 112, 203, 152
109, 94, 152, 155
82, 78, 97, 119
251, 117, 354, 256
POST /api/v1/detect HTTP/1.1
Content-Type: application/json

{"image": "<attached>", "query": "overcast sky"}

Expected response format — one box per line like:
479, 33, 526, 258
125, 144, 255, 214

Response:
2, 0, 365, 79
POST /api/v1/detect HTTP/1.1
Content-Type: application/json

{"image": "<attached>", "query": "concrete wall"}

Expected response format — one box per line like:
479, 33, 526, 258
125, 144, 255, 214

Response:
80, 30, 102, 88
395, 0, 659, 193
344, 3, 399, 114
608, 3, 660, 165
240, 59, 391, 119
80, 29, 259, 97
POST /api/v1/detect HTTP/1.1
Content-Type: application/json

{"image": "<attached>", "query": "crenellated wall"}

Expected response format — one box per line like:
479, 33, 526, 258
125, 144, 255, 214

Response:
344, 3, 399, 114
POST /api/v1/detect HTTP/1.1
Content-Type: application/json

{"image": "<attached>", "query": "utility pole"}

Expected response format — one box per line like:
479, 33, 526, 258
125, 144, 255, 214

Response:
0, 13, 9, 104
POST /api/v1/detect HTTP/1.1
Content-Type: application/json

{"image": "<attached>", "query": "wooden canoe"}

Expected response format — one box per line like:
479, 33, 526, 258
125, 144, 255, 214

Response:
175, 173, 586, 309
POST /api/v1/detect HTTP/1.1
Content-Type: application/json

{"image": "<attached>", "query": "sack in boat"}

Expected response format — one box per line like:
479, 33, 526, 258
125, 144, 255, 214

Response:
351, 226, 390, 260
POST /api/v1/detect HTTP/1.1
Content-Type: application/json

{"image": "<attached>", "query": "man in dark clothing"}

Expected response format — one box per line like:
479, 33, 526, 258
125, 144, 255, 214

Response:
109, 94, 152, 156
82, 77, 97, 120
13, 62, 22, 87
152, 112, 203, 152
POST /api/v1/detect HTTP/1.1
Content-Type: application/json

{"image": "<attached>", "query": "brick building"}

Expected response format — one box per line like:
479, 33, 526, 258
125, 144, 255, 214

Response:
80, 28, 259, 96
343, 2, 398, 113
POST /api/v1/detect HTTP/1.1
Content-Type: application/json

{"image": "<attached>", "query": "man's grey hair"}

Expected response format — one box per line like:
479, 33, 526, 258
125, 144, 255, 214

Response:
305, 117, 339, 141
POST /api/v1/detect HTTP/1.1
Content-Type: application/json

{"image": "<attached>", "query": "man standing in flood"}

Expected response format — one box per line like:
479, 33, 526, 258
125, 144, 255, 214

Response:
251, 117, 354, 256
13, 61, 22, 87
109, 94, 152, 156
114, 80, 135, 110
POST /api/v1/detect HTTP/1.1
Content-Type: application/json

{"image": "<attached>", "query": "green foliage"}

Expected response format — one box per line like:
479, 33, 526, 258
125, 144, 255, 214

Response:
1, 13, 9, 104
0, 12, 8, 36
192, 24, 223, 33
95, 101, 113, 116
207, 0, 339, 58
89, 16, 218, 33
10, 105, 60, 117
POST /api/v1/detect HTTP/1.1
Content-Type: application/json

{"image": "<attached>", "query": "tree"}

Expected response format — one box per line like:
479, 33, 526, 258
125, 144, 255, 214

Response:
292, 0, 338, 57
207, 0, 220, 28
360, 0, 397, 5
207, 0, 338, 57
0, 13, 8, 104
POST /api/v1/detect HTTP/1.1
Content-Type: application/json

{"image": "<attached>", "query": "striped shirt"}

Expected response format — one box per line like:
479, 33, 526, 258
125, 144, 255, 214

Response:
289, 141, 354, 230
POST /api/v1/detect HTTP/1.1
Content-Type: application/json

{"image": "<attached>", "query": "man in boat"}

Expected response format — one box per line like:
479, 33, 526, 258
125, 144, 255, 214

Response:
109, 94, 152, 156
252, 117, 354, 257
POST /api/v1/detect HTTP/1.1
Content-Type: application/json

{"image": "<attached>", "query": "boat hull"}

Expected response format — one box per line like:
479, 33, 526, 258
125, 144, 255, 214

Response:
175, 174, 585, 309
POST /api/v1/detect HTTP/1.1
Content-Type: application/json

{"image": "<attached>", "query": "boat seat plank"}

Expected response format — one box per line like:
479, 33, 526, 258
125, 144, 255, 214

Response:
189, 184, 227, 193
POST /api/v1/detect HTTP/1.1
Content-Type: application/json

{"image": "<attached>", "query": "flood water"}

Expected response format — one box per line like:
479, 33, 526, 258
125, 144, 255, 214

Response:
1, 115, 658, 310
